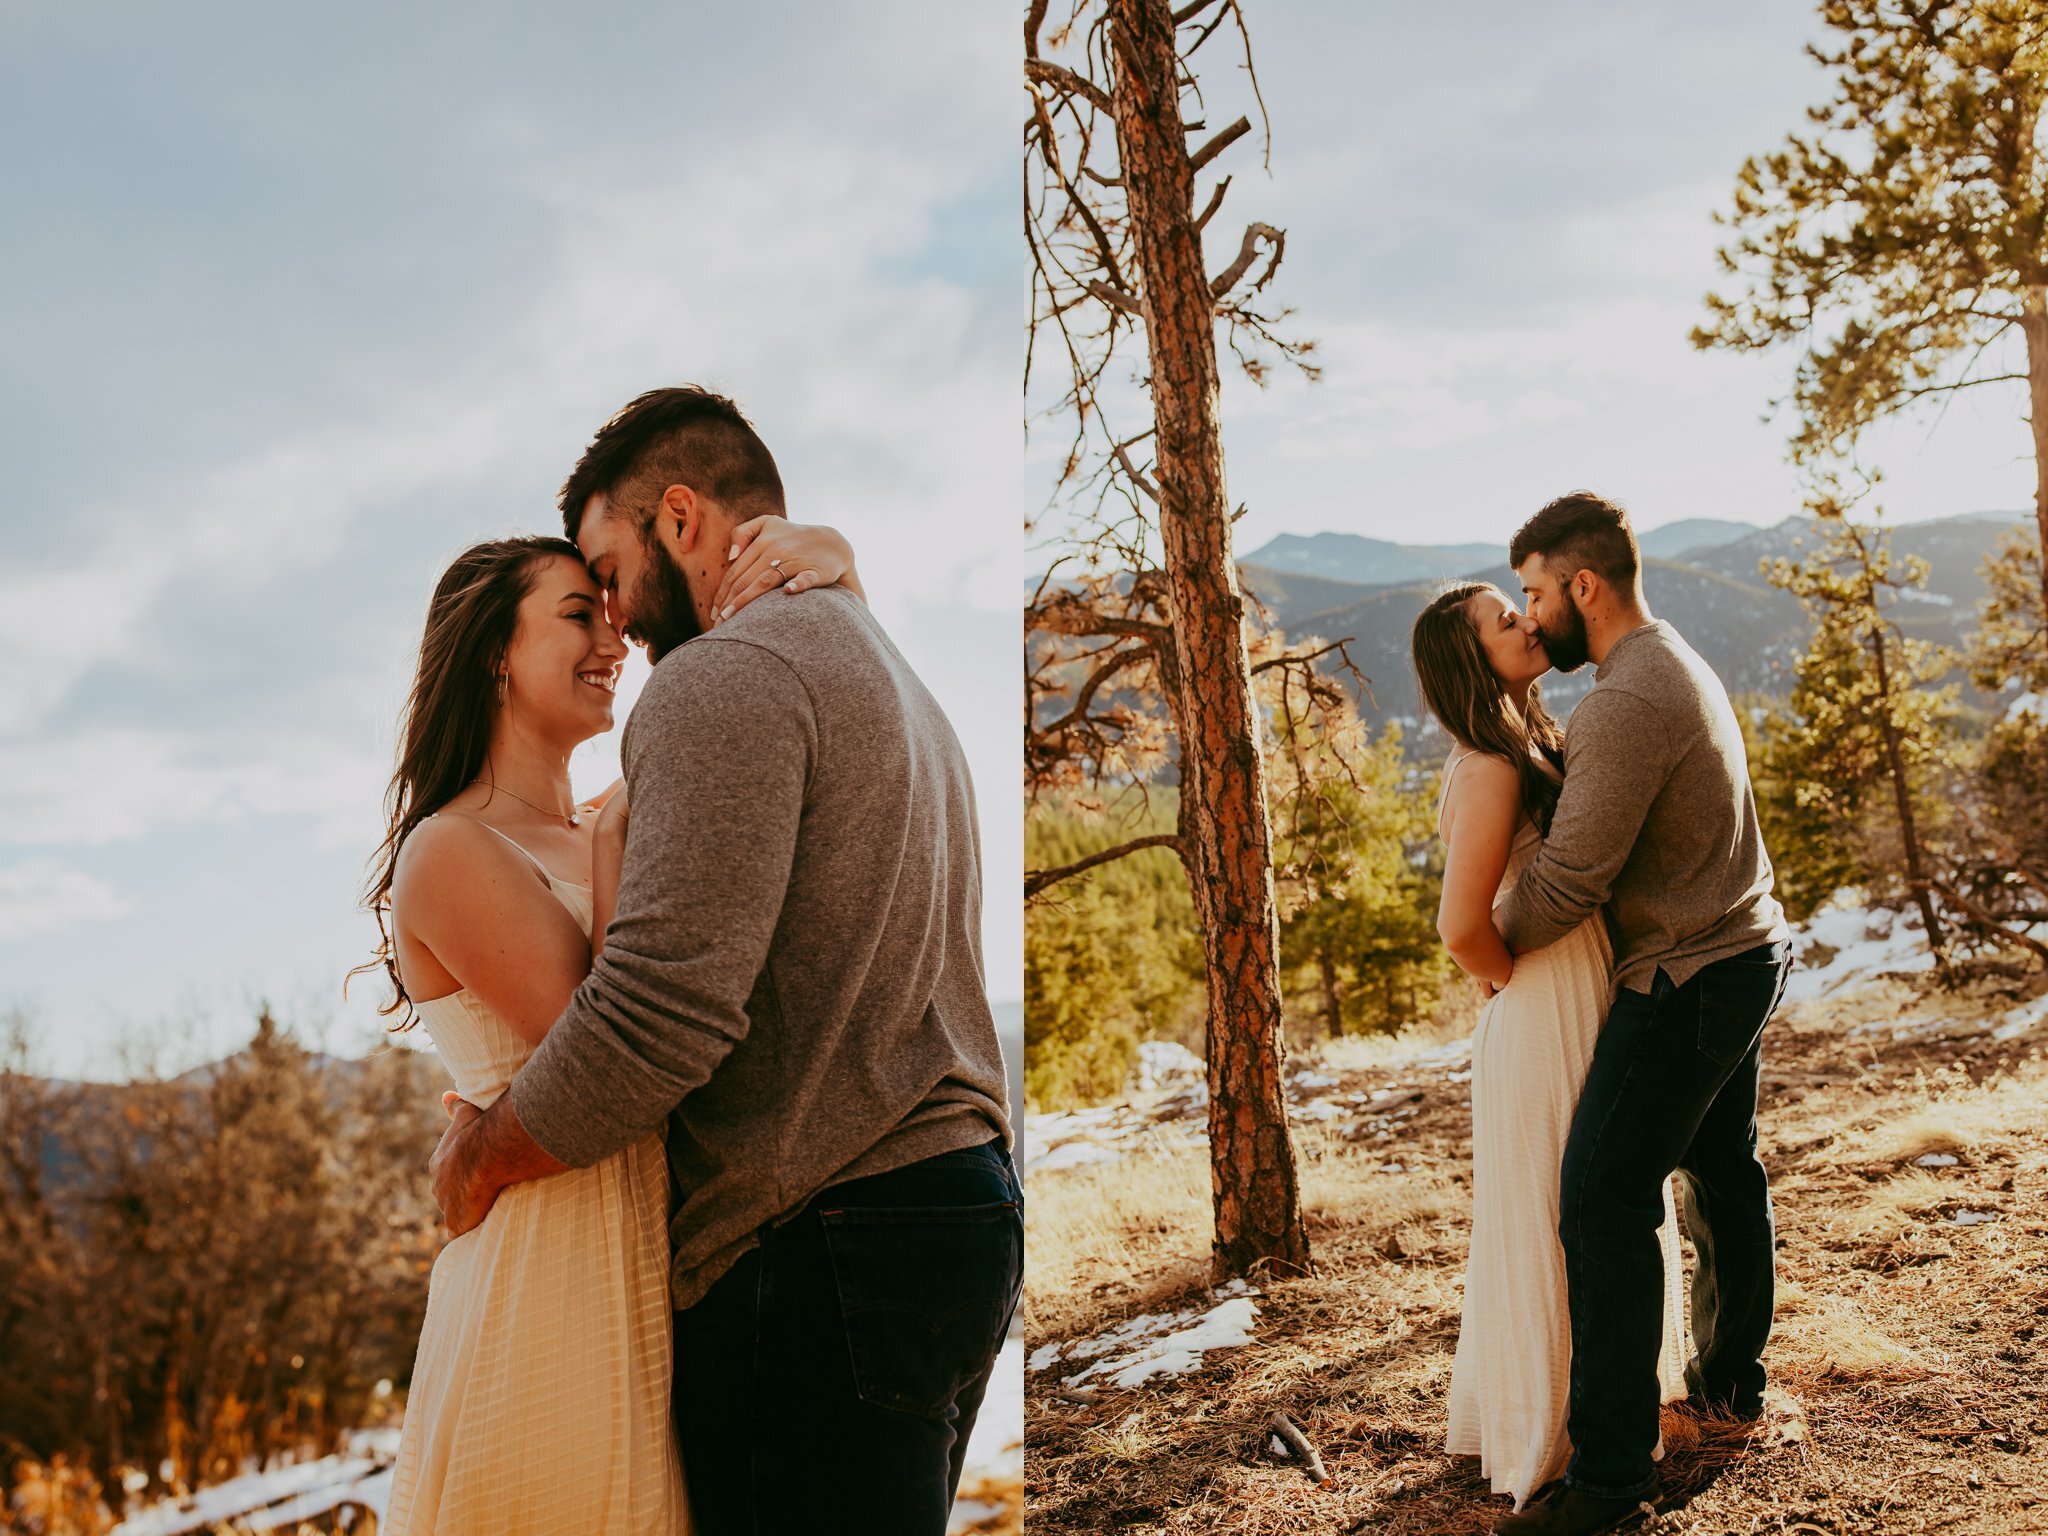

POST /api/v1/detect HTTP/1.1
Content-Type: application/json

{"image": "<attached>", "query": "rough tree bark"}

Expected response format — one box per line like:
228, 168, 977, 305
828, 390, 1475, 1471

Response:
2022, 290, 2048, 651
1105, 0, 1307, 1278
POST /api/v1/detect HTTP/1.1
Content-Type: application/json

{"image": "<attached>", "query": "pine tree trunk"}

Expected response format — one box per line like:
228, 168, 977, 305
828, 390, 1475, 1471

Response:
1868, 619, 1948, 967
1319, 948, 1344, 1039
1107, 0, 1308, 1280
2022, 290, 2048, 664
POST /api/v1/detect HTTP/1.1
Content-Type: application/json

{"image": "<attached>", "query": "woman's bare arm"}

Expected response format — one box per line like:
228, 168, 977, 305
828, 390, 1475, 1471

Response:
711, 517, 863, 623
392, 818, 592, 1047
589, 791, 627, 961
1437, 754, 1520, 991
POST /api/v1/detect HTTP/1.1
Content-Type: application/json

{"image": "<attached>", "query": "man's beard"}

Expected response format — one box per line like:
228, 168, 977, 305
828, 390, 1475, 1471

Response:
624, 531, 703, 663
1537, 587, 1591, 673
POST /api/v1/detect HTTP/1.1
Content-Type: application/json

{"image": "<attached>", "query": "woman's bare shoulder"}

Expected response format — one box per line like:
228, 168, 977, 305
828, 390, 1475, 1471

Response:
1446, 750, 1521, 792
391, 814, 538, 913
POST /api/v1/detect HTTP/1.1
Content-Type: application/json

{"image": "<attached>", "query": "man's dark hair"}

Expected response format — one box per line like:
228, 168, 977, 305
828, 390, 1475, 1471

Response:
558, 386, 785, 538
1508, 490, 1641, 593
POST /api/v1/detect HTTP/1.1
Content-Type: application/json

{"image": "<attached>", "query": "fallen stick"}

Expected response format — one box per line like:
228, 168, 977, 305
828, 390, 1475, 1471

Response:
1265, 1409, 1330, 1483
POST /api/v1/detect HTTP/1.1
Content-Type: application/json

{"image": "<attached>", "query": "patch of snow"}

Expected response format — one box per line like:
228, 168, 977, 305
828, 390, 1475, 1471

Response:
1783, 900, 1938, 1003
1292, 1098, 1350, 1121
1291, 1070, 1340, 1089
955, 1337, 1024, 1501
1077, 1296, 1260, 1389
1032, 1282, 1261, 1390
1994, 994, 2048, 1042
1847, 1012, 1951, 1043
1029, 1139, 1123, 1174
1950, 1210, 2000, 1226
111, 1450, 393, 1536
1135, 1039, 1205, 1092
1916, 1153, 1960, 1168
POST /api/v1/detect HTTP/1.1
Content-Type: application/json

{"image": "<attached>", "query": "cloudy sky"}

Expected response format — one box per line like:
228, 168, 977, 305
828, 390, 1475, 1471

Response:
1028, 2, 2041, 557
10, 4, 2038, 1078
1, 3, 1016, 1078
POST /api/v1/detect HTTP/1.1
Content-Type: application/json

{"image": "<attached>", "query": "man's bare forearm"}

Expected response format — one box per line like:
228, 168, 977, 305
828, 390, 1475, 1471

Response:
432, 1094, 569, 1236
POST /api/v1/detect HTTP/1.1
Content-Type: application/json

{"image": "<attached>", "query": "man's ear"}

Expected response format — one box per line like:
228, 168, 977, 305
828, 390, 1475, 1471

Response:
1572, 566, 1602, 608
657, 483, 704, 555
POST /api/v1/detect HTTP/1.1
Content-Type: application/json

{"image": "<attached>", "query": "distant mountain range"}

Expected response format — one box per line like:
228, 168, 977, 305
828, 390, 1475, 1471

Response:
1234, 511, 2029, 725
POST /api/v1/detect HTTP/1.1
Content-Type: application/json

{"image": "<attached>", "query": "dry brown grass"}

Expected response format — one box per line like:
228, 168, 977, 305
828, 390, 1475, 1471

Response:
1026, 978, 2048, 1535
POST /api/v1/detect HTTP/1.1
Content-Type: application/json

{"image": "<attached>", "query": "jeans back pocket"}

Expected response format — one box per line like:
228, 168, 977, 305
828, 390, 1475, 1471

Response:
1695, 954, 1786, 1068
819, 1200, 1024, 1419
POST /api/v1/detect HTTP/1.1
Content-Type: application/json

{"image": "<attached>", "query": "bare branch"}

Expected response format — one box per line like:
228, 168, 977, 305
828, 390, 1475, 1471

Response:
1025, 57, 1113, 115
1923, 879, 2048, 963
1210, 222, 1284, 298
1027, 834, 1186, 899
1194, 174, 1230, 233
1114, 441, 1162, 502
1172, 0, 1227, 23
1189, 115, 1252, 175
1250, 638, 1352, 676
1085, 278, 1146, 316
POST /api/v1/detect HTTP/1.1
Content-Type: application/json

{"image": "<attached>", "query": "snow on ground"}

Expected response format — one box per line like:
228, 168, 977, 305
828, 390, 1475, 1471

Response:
110, 1433, 398, 1535
1994, 992, 2048, 1041
1031, 1280, 1262, 1389
966, 1337, 1025, 1480
1782, 900, 1940, 1004
1136, 1039, 1205, 1091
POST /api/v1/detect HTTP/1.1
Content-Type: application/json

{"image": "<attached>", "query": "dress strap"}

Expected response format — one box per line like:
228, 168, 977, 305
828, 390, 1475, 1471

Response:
1435, 749, 1477, 839
472, 820, 559, 887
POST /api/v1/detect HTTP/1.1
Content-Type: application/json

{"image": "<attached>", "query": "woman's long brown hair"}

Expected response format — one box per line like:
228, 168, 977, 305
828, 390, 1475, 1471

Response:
1410, 582, 1567, 835
351, 536, 584, 1025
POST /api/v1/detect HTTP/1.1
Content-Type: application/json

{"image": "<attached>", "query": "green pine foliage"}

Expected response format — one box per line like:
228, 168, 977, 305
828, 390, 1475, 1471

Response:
1758, 502, 1963, 946
1269, 708, 1454, 1042
1024, 792, 1203, 1110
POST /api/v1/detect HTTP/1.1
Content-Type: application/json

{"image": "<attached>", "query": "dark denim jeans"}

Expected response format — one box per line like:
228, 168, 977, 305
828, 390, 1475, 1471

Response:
673, 1137, 1024, 1535
1561, 940, 1791, 1499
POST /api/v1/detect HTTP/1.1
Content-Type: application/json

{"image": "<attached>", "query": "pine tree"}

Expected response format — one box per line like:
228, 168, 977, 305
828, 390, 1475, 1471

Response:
1024, 792, 1204, 1108
1761, 494, 1963, 962
1026, 0, 1326, 1278
1266, 686, 1450, 1041
1694, 0, 2048, 666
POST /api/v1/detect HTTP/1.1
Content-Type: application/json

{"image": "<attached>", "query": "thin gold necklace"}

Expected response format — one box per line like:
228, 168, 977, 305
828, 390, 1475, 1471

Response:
487, 781, 582, 827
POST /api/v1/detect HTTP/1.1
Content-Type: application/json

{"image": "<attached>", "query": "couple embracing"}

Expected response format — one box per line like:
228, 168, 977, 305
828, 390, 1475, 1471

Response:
356, 386, 1020, 1535
1410, 493, 1793, 1535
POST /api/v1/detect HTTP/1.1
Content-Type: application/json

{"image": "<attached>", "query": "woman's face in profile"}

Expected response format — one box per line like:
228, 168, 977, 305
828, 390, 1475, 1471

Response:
1465, 588, 1550, 690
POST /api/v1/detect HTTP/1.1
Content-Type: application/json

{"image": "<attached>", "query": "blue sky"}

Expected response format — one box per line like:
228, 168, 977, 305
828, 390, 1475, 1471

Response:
1028, 2, 2042, 556
1, 3, 1017, 1078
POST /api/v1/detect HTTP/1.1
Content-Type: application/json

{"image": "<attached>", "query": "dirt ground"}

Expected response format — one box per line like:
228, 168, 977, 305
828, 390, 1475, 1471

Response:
1024, 970, 2048, 1534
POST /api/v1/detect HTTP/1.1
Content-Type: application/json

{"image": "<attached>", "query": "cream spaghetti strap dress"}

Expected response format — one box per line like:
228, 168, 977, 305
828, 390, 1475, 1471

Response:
383, 824, 690, 1535
1437, 751, 1688, 1511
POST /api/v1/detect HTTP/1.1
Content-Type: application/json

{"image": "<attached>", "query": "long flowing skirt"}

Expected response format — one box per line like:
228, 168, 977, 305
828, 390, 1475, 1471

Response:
384, 1135, 691, 1535
1444, 918, 1689, 1511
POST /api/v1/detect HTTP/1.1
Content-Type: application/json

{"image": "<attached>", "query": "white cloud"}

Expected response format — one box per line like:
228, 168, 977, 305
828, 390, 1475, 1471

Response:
3, 728, 388, 851
1, 127, 1021, 1000
0, 859, 129, 939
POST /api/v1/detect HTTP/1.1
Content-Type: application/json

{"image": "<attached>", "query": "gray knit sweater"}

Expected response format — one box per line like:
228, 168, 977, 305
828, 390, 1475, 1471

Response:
1497, 620, 1788, 995
508, 588, 1011, 1310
